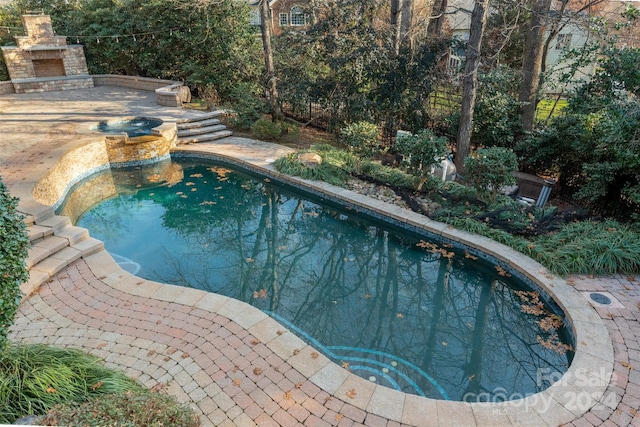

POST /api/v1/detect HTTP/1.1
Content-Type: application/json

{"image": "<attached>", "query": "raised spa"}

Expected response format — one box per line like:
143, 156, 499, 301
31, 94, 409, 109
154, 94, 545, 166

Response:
93, 117, 163, 137
58, 157, 574, 402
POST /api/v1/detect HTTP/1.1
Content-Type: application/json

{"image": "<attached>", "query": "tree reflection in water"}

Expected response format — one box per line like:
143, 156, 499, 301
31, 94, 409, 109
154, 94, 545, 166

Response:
73, 159, 572, 401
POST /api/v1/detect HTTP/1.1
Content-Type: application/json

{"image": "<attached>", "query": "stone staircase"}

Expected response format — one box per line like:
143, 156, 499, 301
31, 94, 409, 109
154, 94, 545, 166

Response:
22, 209, 103, 296
176, 110, 232, 144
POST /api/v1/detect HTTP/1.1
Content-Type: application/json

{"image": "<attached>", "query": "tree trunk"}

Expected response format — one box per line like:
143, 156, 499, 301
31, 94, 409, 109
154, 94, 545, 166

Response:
259, 0, 283, 120
455, 0, 490, 175
391, 0, 403, 54
428, 0, 448, 37
518, 0, 552, 132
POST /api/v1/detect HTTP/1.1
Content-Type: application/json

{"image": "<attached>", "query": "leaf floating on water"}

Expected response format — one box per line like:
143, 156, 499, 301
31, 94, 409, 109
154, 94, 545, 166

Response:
149, 193, 154, 197
464, 251, 478, 260
147, 173, 161, 182
346, 388, 357, 399
441, 341, 448, 346
176, 191, 183, 195
396, 313, 404, 319
468, 374, 475, 381
200, 201, 217, 205
264, 178, 270, 182
186, 182, 195, 186
181, 195, 188, 198
495, 265, 511, 277
341, 361, 350, 370
214, 186, 223, 190
190, 173, 203, 178
253, 291, 259, 299
259, 289, 268, 298
278, 245, 287, 251
245, 257, 254, 263
364, 294, 372, 299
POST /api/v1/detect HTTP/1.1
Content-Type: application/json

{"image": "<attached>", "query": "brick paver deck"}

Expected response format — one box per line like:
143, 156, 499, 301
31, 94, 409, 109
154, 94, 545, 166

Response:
2, 87, 640, 426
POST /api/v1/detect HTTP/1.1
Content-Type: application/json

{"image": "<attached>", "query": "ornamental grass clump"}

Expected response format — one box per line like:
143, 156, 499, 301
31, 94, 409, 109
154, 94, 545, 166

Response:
0, 344, 143, 423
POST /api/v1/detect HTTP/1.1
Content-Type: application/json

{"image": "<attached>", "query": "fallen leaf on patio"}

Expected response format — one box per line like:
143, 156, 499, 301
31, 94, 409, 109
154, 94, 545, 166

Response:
253, 367, 263, 375
96, 342, 107, 349
336, 414, 344, 421
181, 353, 189, 359
166, 347, 177, 354
284, 391, 292, 400
147, 349, 156, 356
277, 330, 285, 335
311, 352, 319, 359
250, 339, 260, 345
232, 378, 242, 386
621, 361, 632, 369
346, 389, 357, 399
293, 349, 301, 355
295, 382, 303, 389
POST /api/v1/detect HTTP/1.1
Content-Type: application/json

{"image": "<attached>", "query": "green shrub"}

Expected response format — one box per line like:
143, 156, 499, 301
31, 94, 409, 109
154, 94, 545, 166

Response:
465, 147, 518, 202
226, 83, 266, 130
274, 151, 350, 186
0, 344, 142, 423
251, 118, 299, 141
40, 390, 200, 427
0, 177, 29, 351
394, 129, 449, 190
339, 121, 382, 159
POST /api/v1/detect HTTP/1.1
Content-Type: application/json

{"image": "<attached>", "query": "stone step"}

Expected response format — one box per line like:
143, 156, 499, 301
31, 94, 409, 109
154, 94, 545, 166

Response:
28, 224, 54, 243
177, 129, 233, 144
26, 235, 69, 269
56, 224, 90, 246
177, 117, 221, 131
177, 124, 227, 137
175, 110, 223, 124
37, 214, 71, 234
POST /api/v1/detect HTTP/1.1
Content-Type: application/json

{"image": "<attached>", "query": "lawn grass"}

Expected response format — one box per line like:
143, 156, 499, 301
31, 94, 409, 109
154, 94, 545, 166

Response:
536, 98, 568, 121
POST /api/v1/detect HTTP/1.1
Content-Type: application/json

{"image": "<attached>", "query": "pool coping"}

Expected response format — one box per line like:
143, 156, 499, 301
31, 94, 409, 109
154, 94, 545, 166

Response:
17, 137, 614, 426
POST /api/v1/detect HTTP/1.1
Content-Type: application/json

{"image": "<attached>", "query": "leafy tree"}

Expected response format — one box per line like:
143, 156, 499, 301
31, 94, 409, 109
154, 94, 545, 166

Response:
518, 47, 640, 219
0, 177, 29, 351
472, 66, 523, 147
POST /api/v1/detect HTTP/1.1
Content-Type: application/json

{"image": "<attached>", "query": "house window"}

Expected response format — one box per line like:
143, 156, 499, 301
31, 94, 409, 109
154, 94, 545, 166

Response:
250, 9, 260, 26
556, 33, 572, 50
279, 13, 288, 26
290, 6, 306, 26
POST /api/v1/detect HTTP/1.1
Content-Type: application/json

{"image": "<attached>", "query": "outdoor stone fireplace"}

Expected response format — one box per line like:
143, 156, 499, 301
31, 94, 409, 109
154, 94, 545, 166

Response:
1, 14, 93, 93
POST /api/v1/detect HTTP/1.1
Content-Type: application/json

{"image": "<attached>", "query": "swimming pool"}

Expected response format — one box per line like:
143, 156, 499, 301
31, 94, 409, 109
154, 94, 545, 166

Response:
58, 157, 573, 402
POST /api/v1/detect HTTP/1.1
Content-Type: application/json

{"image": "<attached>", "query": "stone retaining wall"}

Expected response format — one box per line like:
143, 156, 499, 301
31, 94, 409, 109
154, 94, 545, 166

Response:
92, 74, 187, 107
0, 81, 15, 95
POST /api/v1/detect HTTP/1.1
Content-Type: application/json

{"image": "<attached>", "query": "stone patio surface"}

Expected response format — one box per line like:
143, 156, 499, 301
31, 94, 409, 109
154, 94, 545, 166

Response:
1, 87, 639, 426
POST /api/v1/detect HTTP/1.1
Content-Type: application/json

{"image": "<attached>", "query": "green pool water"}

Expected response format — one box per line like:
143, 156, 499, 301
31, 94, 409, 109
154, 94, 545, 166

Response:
60, 157, 572, 401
